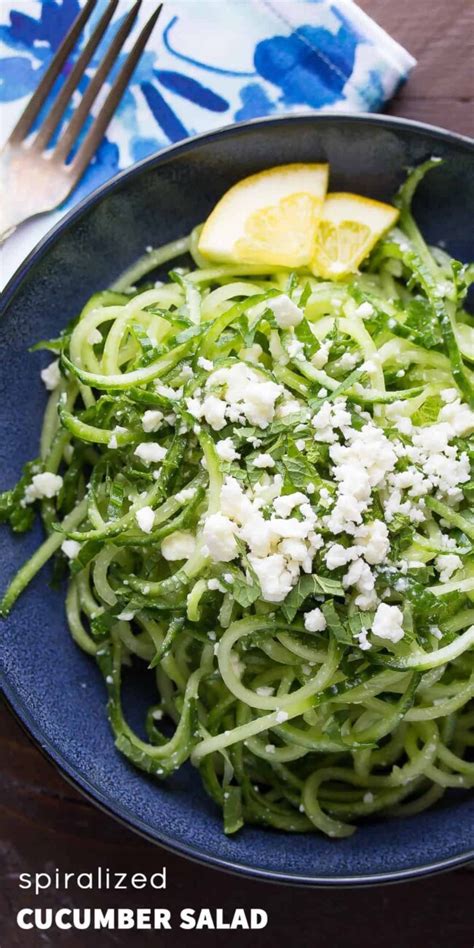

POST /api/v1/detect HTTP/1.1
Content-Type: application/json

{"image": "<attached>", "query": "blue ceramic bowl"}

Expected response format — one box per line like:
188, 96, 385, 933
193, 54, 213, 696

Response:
1, 115, 473, 885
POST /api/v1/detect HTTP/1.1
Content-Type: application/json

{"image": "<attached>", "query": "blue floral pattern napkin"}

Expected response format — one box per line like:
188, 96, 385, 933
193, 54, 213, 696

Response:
0, 0, 415, 283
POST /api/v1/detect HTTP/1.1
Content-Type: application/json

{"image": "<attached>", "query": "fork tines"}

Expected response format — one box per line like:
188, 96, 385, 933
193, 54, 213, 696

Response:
7, 0, 163, 173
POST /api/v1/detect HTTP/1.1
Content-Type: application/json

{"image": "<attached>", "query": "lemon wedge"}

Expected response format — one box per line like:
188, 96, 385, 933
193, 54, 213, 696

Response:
198, 163, 329, 268
311, 193, 399, 280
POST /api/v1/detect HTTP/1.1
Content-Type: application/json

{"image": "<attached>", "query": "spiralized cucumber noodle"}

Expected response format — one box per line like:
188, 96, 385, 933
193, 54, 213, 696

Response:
1, 160, 474, 837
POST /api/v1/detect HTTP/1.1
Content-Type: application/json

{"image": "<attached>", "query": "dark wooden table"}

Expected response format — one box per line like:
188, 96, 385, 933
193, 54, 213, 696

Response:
1, 1, 473, 945
367, 0, 473, 137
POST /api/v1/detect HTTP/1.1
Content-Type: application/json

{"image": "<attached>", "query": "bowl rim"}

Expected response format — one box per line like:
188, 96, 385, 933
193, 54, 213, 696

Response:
1, 112, 474, 886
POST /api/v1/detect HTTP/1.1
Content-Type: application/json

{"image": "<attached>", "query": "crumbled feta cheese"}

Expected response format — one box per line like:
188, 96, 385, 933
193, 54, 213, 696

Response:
240, 515, 274, 557
312, 398, 352, 443
134, 443, 167, 464
256, 686, 274, 697
25, 472, 63, 503
205, 363, 283, 427
355, 588, 379, 612
276, 397, 303, 418
438, 398, 474, 437
357, 629, 372, 650
61, 539, 81, 560
201, 394, 227, 431
253, 453, 275, 469
155, 384, 182, 400
412, 423, 451, 455
216, 438, 240, 462
243, 380, 283, 428
135, 506, 155, 534
221, 476, 254, 523
371, 604, 405, 644
304, 607, 327, 632
270, 518, 310, 540
275, 709, 289, 724
185, 397, 203, 420
161, 530, 196, 560
269, 330, 288, 365
207, 577, 225, 592
239, 343, 263, 364
253, 473, 283, 505
343, 559, 375, 598
197, 356, 213, 371
311, 340, 330, 369
202, 513, 238, 562
108, 425, 126, 451
325, 543, 358, 570
267, 294, 303, 328
278, 538, 309, 563
265, 743, 276, 754
435, 553, 462, 583
117, 609, 135, 621
142, 410, 163, 433
353, 519, 390, 565
273, 492, 308, 518
354, 302, 374, 319
326, 421, 397, 535
176, 487, 197, 505
338, 351, 358, 371
286, 337, 305, 360
248, 553, 295, 603
440, 388, 458, 404
40, 359, 61, 391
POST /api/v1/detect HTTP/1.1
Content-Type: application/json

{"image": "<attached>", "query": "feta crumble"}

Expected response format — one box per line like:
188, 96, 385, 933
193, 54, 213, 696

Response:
40, 360, 61, 391
25, 472, 63, 503
371, 604, 405, 644
202, 513, 238, 562
197, 356, 214, 371
216, 438, 241, 462
135, 506, 155, 534
134, 443, 167, 464
267, 294, 303, 328
435, 553, 462, 583
142, 410, 163, 433
253, 453, 275, 468
304, 608, 327, 632
61, 539, 81, 560
161, 530, 196, 560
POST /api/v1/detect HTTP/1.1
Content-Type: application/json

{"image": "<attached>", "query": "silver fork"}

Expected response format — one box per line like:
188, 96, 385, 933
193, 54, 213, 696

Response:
0, 0, 162, 241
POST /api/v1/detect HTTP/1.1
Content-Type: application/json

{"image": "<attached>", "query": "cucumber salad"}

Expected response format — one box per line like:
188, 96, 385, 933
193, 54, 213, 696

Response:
1, 160, 473, 838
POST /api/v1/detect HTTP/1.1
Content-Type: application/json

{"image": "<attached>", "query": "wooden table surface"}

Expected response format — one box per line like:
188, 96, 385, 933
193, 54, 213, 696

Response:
1, 1, 473, 945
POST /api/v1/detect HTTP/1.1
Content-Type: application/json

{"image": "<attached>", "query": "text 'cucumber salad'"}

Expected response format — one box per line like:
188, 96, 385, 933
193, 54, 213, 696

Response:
1, 160, 473, 838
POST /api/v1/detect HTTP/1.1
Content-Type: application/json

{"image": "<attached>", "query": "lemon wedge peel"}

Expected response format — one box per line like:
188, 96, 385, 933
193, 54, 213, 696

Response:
310, 192, 399, 280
